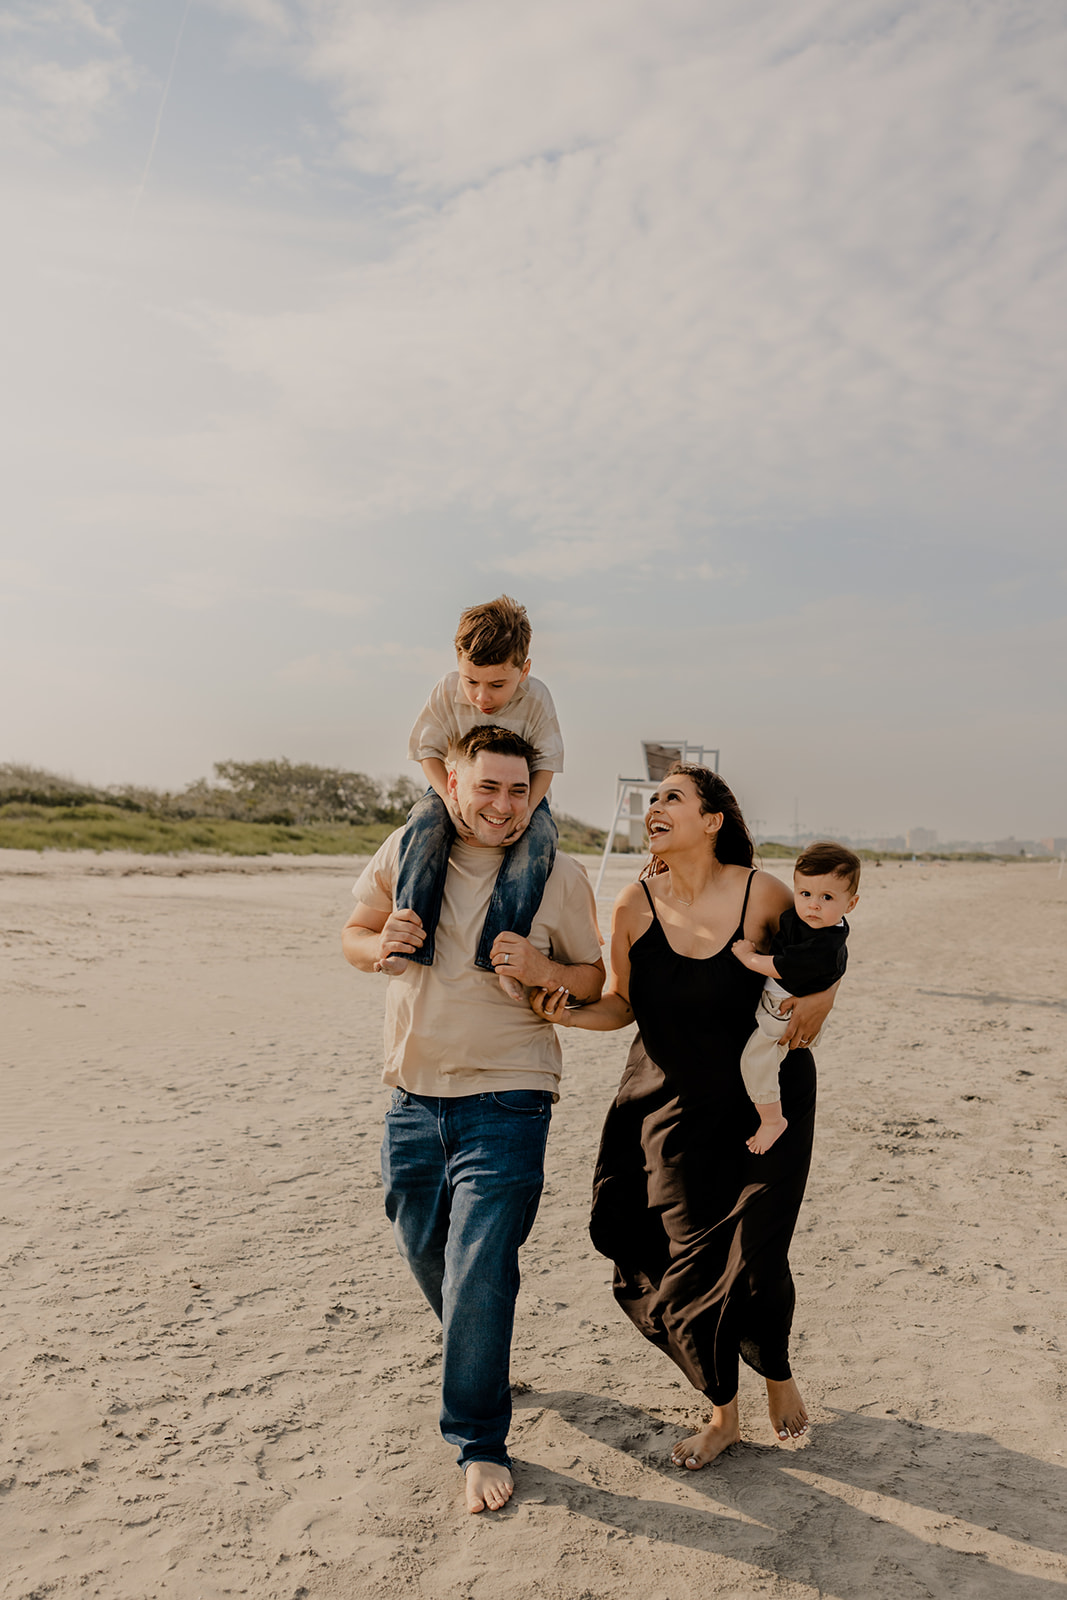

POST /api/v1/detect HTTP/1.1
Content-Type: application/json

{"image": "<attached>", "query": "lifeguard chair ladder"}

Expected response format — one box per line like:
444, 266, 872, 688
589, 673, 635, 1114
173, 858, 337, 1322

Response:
592, 741, 720, 900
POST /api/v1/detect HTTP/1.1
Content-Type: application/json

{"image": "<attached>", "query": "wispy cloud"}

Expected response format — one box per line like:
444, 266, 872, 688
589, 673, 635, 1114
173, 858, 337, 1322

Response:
184, 0, 1066, 573
0, 0, 1063, 831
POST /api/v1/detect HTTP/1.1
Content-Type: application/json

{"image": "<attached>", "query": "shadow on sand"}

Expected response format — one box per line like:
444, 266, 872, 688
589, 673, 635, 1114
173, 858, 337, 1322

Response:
508, 1389, 1066, 1597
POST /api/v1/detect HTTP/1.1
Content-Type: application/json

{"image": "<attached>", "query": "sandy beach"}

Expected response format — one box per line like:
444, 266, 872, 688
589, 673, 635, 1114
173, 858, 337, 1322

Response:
2, 849, 1065, 1599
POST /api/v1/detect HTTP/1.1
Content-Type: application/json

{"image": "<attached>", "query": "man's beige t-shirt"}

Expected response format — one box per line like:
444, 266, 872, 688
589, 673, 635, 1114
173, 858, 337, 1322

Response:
353, 830, 601, 1098
406, 673, 564, 773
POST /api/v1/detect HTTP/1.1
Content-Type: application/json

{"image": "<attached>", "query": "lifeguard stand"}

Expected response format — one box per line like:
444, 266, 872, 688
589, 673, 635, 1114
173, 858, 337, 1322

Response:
592, 740, 720, 899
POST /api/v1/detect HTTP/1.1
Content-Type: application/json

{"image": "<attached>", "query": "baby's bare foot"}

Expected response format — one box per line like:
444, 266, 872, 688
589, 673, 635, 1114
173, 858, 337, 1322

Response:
747, 1113, 788, 1154
670, 1404, 741, 1469
498, 973, 525, 1001
766, 1376, 809, 1441
465, 1460, 514, 1513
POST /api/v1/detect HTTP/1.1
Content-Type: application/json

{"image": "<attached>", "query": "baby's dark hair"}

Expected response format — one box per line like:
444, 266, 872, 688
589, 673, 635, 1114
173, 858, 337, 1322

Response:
795, 840, 861, 894
454, 595, 531, 667
449, 724, 538, 770
641, 763, 754, 877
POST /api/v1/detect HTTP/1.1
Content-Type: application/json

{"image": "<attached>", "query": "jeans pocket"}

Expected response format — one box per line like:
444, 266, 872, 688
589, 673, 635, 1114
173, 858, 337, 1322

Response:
488, 1090, 550, 1115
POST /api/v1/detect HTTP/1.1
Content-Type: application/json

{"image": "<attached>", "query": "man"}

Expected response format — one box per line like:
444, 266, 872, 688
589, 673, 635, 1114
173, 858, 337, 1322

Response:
342, 726, 604, 1514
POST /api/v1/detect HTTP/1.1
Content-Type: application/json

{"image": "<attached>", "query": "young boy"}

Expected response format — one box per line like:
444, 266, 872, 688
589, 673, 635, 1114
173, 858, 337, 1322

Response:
732, 841, 860, 1154
379, 595, 564, 1000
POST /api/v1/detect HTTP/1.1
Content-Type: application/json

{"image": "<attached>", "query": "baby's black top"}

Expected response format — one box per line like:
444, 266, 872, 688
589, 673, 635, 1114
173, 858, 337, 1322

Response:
770, 908, 849, 996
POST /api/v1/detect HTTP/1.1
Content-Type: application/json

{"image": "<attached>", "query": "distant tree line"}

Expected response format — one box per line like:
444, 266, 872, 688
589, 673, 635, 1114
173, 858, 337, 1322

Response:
0, 760, 424, 828
0, 760, 607, 849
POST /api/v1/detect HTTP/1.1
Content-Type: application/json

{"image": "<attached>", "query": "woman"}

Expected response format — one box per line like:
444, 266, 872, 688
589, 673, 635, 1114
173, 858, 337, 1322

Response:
533, 765, 837, 1468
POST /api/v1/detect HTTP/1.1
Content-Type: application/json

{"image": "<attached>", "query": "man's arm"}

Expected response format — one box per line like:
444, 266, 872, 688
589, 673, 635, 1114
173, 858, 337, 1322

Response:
488, 929, 604, 1004
342, 902, 426, 973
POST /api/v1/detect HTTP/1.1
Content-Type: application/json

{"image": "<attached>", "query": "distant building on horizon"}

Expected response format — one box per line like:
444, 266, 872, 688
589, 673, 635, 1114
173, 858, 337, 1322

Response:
906, 827, 938, 851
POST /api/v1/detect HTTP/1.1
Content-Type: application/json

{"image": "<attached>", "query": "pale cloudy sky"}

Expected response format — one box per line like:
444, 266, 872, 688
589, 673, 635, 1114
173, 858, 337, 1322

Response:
2, 0, 1064, 841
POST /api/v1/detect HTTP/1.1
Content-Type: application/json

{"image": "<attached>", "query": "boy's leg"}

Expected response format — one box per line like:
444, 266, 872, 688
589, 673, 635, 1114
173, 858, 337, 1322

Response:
391, 791, 455, 969
436, 1091, 552, 1470
740, 995, 790, 1154
475, 799, 558, 978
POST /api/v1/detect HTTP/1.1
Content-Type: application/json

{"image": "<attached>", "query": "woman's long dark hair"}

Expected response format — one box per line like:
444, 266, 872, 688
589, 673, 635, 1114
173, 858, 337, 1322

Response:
641, 763, 755, 878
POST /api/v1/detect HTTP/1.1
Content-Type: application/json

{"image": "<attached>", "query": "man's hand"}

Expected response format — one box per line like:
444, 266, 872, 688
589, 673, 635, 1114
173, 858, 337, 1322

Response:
489, 931, 555, 991
376, 908, 426, 969
777, 983, 839, 1050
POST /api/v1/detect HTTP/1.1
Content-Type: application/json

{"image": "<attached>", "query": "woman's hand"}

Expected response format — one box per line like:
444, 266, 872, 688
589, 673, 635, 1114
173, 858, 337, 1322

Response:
778, 982, 839, 1049
530, 985, 572, 1024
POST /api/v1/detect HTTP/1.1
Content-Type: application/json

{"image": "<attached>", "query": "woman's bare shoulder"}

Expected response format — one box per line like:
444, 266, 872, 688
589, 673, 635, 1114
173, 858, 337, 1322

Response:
748, 867, 793, 912
604, 880, 651, 962
614, 877, 652, 913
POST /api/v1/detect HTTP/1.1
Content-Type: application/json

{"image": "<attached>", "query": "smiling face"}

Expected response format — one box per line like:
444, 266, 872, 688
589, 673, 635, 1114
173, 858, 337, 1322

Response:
793, 871, 859, 928
447, 751, 531, 847
645, 774, 723, 854
456, 651, 531, 716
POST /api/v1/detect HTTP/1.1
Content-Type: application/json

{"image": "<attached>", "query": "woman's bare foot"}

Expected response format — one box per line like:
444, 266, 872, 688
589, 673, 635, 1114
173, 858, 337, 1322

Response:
747, 1105, 788, 1154
464, 1460, 514, 1513
670, 1398, 741, 1469
497, 972, 525, 1001
766, 1376, 809, 1441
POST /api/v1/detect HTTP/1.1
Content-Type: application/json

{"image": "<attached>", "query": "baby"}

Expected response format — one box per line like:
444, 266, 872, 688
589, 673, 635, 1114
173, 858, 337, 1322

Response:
380, 594, 563, 1000
732, 841, 860, 1153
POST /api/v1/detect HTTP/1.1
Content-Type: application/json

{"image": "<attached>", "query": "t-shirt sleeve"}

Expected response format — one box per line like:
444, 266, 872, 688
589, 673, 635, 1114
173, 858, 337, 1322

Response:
407, 678, 457, 763
524, 682, 565, 773
352, 832, 401, 914
546, 861, 603, 967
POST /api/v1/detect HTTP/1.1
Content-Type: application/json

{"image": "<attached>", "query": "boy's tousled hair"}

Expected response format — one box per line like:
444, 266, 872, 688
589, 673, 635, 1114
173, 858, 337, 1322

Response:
449, 724, 538, 771
642, 763, 755, 877
454, 595, 532, 667
795, 840, 861, 894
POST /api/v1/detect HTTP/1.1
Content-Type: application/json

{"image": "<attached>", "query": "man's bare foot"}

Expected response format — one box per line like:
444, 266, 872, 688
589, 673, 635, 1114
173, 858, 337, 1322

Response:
670, 1399, 741, 1469
747, 1109, 788, 1154
766, 1376, 809, 1441
497, 972, 525, 1001
376, 954, 409, 975
464, 1460, 514, 1513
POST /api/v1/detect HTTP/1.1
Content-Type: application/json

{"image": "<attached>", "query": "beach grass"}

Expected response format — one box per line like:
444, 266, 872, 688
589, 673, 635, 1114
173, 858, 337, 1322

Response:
0, 802, 607, 858
0, 803, 394, 857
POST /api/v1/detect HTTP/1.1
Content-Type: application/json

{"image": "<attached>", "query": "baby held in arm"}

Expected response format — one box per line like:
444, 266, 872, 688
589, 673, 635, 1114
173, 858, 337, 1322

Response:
732, 841, 860, 1153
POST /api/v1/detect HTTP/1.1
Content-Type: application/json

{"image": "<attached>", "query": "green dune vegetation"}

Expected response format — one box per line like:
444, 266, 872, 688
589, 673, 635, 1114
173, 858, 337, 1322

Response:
0, 761, 608, 857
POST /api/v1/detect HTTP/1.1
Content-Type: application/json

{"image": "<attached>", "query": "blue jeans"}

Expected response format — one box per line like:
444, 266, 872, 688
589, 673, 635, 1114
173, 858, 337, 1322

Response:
380, 1088, 552, 1467
393, 791, 558, 969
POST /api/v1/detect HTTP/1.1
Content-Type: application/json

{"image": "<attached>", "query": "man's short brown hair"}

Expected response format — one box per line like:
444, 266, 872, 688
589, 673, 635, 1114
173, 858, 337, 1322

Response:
454, 595, 532, 667
794, 840, 861, 895
449, 725, 538, 771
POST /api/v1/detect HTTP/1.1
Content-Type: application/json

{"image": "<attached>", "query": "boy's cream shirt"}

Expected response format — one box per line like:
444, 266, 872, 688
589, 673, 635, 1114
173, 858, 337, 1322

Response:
407, 673, 564, 773
353, 831, 601, 1098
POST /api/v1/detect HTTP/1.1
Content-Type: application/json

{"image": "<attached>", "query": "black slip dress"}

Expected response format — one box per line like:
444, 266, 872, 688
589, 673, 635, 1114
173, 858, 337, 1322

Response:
589, 869, 817, 1405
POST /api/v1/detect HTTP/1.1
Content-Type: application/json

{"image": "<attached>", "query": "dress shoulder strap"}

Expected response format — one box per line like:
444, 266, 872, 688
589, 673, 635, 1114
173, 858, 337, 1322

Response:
736, 867, 757, 937
639, 878, 660, 921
